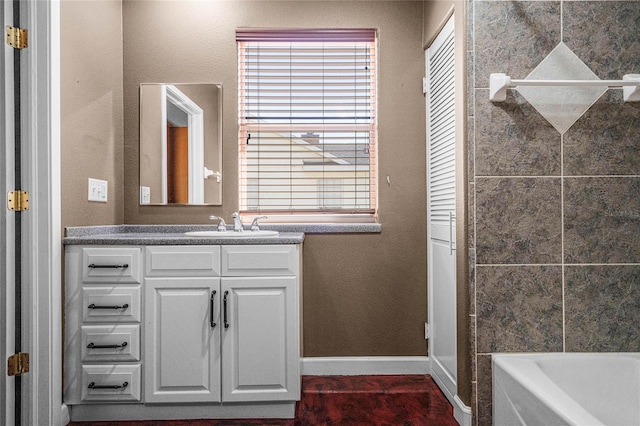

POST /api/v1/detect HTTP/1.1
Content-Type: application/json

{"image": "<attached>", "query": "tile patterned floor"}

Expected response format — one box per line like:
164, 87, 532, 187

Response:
69, 375, 459, 426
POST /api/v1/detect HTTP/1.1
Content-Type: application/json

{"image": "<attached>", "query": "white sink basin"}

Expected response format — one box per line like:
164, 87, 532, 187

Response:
185, 230, 279, 238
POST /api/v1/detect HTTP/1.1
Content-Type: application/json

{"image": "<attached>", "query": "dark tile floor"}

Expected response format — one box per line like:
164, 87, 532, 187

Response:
70, 375, 459, 426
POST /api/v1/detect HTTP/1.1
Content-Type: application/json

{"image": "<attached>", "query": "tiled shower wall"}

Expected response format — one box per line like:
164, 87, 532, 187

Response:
467, 1, 640, 425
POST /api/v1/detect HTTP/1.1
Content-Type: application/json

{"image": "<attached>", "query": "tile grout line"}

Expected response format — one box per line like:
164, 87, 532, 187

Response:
561, 130, 566, 353
560, 0, 564, 43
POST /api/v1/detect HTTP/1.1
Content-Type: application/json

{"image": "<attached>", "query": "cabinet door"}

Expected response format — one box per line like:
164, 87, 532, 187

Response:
221, 277, 300, 402
145, 277, 221, 403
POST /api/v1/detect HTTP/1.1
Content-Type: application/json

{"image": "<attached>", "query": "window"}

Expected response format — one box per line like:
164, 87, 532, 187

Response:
237, 28, 378, 221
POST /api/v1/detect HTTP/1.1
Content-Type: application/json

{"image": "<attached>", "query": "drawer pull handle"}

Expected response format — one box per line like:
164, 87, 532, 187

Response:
210, 290, 217, 328
87, 303, 129, 310
223, 290, 229, 329
87, 342, 128, 349
88, 381, 128, 390
88, 263, 129, 269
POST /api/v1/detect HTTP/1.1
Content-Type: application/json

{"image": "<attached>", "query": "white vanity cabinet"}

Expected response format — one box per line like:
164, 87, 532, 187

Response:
64, 242, 301, 421
144, 246, 222, 403
220, 245, 301, 402
64, 246, 143, 404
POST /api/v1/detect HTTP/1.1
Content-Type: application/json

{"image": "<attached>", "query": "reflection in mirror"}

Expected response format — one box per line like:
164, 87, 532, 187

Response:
139, 83, 222, 205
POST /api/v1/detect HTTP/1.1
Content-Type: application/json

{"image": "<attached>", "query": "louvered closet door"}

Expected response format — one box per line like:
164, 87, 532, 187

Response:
426, 15, 457, 402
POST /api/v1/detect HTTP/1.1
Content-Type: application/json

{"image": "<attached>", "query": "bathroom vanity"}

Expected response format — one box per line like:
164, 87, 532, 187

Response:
63, 226, 304, 422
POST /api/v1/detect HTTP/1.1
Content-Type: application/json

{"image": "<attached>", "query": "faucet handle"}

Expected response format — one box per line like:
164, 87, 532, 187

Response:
209, 215, 227, 232
250, 216, 268, 231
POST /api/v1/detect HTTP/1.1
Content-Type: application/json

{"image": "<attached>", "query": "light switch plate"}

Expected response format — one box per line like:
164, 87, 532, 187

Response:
140, 186, 151, 204
88, 178, 108, 202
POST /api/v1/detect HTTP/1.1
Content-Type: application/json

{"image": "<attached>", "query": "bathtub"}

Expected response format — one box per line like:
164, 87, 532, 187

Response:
492, 353, 640, 426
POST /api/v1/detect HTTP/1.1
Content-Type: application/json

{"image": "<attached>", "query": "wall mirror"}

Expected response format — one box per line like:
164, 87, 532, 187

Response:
139, 83, 222, 205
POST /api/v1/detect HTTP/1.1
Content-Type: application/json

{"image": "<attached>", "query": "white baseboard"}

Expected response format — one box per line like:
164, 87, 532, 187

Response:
454, 395, 472, 426
301, 356, 430, 376
430, 363, 472, 426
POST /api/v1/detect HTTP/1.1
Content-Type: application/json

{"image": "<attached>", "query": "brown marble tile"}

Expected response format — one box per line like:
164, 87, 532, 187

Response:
565, 265, 640, 352
475, 90, 561, 177
564, 91, 640, 176
470, 314, 477, 379
471, 380, 478, 426
469, 248, 476, 315
468, 115, 475, 181
476, 354, 492, 426
564, 1, 640, 81
476, 178, 562, 264
564, 177, 640, 264
468, 50, 475, 116
467, 0, 474, 55
468, 183, 475, 249
476, 265, 563, 353
474, 1, 561, 88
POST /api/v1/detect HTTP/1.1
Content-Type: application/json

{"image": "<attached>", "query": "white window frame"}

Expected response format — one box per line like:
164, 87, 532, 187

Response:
236, 29, 378, 223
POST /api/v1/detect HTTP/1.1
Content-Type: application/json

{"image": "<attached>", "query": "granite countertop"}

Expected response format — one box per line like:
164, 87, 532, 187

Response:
64, 223, 381, 245
64, 225, 305, 245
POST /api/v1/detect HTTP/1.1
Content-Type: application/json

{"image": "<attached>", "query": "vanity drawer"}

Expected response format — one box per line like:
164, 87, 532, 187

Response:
81, 364, 141, 402
81, 325, 140, 362
145, 246, 221, 277
82, 247, 142, 284
82, 286, 141, 323
221, 245, 298, 276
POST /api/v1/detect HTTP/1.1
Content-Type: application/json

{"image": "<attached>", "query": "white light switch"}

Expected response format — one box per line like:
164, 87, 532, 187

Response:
88, 178, 108, 202
140, 186, 151, 204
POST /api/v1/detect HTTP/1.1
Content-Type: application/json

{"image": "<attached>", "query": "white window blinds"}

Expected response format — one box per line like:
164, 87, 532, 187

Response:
237, 29, 378, 216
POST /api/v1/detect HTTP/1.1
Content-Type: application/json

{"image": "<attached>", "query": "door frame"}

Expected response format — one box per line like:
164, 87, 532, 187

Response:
2, 0, 16, 422
161, 84, 205, 204
19, 0, 62, 424
425, 11, 472, 426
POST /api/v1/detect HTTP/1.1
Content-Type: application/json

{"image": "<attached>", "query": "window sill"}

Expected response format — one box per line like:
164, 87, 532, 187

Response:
259, 223, 381, 234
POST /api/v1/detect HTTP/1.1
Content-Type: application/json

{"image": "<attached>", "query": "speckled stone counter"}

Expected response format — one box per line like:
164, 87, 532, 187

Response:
64, 225, 305, 245
64, 223, 381, 246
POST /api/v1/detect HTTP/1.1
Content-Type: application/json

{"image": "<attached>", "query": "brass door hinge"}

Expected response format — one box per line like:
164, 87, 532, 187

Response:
7, 353, 29, 376
6, 26, 28, 49
7, 191, 29, 211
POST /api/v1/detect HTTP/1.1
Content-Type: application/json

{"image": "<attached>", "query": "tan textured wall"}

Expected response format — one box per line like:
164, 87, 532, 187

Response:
61, 0, 124, 229
123, 1, 428, 356
423, 0, 470, 406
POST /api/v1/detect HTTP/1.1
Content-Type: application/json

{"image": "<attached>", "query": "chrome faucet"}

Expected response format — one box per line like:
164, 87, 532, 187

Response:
251, 216, 268, 231
232, 212, 244, 232
209, 215, 227, 232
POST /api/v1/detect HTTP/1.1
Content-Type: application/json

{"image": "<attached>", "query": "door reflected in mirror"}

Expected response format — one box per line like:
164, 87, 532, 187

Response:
139, 83, 222, 205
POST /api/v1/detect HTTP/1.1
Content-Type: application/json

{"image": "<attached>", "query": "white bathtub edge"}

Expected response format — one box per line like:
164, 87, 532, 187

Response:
493, 354, 605, 426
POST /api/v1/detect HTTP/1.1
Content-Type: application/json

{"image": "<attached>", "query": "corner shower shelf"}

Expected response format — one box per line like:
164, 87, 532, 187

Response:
489, 72, 640, 103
